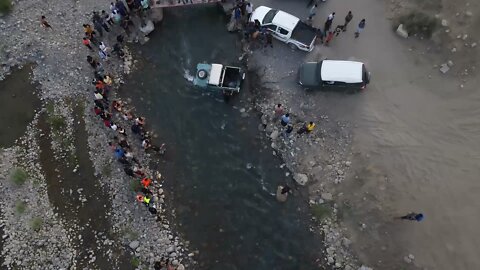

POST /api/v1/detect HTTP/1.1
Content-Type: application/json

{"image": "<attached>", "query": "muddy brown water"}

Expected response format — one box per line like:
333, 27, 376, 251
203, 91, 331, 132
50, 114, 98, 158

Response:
38, 104, 132, 269
0, 66, 41, 147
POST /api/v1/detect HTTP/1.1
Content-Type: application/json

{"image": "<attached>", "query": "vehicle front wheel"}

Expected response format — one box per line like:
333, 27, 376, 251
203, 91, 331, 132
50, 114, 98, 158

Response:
288, 43, 297, 50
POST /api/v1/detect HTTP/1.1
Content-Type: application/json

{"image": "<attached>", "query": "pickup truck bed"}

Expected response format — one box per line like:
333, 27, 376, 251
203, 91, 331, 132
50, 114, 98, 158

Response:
291, 21, 316, 45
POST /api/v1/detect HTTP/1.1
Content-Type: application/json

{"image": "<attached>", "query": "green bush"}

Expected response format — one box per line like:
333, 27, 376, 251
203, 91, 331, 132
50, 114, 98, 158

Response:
0, 0, 12, 14
395, 11, 438, 38
30, 217, 43, 231
131, 257, 140, 267
48, 115, 66, 132
45, 102, 55, 114
311, 204, 331, 221
10, 167, 28, 186
15, 200, 27, 214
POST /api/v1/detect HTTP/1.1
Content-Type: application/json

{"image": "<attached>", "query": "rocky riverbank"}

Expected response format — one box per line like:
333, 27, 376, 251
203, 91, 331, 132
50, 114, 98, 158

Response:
234, 22, 368, 270
244, 52, 362, 269
0, 0, 188, 269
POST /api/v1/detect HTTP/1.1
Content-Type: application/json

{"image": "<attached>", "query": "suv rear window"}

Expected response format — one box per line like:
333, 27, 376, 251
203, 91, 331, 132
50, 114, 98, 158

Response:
263, 10, 278, 24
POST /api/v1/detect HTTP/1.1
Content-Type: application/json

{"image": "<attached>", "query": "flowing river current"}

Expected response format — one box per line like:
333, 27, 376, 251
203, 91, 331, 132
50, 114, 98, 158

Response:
121, 6, 322, 270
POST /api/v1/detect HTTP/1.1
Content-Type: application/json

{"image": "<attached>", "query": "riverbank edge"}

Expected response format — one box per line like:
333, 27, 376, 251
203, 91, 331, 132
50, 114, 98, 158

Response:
0, 0, 189, 269
244, 54, 361, 270
232, 18, 367, 270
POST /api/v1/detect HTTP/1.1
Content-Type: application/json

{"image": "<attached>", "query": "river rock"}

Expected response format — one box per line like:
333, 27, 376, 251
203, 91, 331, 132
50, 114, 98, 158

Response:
321, 192, 333, 201
441, 19, 448, 27
129, 240, 139, 250
176, 264, 185, 270
396, 24, 409, 38
358, 266, 373, 270
293, 173, 308, 185
276, 186, 288, 202
140, 20, 155, 36
270, 130, 279, 140
439, 64, 450, 74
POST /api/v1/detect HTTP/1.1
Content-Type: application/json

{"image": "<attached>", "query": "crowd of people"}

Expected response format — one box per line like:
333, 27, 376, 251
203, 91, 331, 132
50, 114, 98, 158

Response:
307, 4, 367, 46
273, 104, 316, 138
82, 0, 171, 213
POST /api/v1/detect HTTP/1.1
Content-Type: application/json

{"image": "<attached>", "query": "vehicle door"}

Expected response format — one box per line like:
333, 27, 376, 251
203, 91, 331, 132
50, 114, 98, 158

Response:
275, 27, 290, 42
263, 24, 277, 34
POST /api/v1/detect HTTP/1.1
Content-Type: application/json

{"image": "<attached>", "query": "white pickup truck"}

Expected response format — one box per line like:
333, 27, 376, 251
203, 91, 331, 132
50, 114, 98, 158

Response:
250, 6, 317, 52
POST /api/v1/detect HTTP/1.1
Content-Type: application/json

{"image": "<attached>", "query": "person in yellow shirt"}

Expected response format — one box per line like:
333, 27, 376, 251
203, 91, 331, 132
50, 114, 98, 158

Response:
297, 121, 316, 135
306, 121, 315, 133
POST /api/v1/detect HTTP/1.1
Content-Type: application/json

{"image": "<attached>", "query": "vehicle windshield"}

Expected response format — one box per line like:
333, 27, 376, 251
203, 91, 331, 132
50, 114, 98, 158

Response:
263, 9, 278, 24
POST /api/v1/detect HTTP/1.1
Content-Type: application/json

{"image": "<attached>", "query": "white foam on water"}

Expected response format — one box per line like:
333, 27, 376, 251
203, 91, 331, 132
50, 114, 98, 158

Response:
183, 69, 194, 82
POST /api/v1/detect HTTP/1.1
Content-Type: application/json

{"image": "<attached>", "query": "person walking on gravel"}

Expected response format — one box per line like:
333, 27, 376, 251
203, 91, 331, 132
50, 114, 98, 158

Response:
40, 16, 52, 29
324, 12, 335, 32
82, 37, 94, 51
343, 11, 353, 31
355, 19, 366, 38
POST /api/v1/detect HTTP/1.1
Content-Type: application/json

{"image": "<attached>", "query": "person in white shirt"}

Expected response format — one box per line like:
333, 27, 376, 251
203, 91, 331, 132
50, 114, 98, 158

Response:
246, 2, 253, 21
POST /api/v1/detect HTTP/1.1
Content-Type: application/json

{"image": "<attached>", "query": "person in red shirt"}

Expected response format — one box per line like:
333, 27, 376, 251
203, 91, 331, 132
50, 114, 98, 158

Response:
141, 178, 152, 188
82, 37, 93, 51
94, 106, 102, 115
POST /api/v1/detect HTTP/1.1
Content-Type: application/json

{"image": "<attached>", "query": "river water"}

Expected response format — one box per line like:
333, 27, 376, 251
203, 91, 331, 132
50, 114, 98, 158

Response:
121, 6, 324, 270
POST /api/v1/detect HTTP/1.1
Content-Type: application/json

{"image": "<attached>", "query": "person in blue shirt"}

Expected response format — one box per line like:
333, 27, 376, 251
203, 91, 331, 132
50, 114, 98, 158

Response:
281, 113, 290, 126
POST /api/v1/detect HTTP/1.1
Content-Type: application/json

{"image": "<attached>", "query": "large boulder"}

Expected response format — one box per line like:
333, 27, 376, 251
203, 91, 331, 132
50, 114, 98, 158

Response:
293, 173, 308, 185
276, 186, 288, 202
396, 24, 409, 38
140, 20, 155, 36
129, 240, 139, 250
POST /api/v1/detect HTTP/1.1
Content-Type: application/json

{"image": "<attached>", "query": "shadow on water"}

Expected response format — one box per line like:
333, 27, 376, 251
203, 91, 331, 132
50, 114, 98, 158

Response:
0, 65, 41, 147
38, 103, 131, 269
120, 6, 324, 270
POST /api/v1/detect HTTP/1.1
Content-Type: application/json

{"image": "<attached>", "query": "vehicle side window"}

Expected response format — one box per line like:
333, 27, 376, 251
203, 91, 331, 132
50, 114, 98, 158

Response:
265, 24, 277, 31
278, 27, 289, 35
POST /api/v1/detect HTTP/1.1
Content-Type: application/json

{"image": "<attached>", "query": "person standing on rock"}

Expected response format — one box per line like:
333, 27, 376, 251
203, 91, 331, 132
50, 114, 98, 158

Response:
355, 19, 366, 38
283, 124, 294, 139
274, 104, 284, 118
40, 16, 52, 29
343, 11, 353, 31
280, 113, 290, 126
82, 37, 94, 51
297, 121, 315, 135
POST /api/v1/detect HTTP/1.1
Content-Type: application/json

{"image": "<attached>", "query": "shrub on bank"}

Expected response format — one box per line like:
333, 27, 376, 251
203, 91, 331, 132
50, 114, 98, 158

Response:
311, 204, 332, 221
394, 11, 438, 38
15, 200, 27, 214
0, 0, 12, 14
48, 114, 66, 132
30, 217, 43, 231
131, 257, 140, 267
10, 167, 28, 186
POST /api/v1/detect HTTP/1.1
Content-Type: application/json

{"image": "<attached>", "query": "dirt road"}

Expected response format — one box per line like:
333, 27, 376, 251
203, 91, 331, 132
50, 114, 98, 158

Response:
251, 0, 480, 269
